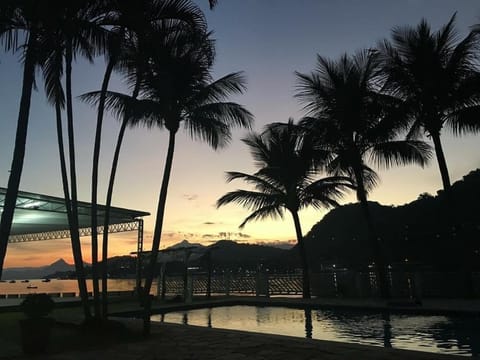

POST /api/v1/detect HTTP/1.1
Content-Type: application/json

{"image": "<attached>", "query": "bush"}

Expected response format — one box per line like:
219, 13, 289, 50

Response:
20, 293, 55, 319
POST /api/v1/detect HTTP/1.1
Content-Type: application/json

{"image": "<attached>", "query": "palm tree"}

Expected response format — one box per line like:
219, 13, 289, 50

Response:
85, 29, 253, 323
81, 0, 208, 319
143, 41, 253, 302
379, 15, 480, 203
296, 50, 432, 298
0, 0, 45, 279
380, 16, 480, 297
37, 0, 108, 318
217, 120, 353, 299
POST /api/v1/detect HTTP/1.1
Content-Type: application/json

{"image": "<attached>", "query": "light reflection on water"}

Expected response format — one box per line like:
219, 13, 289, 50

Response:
151, 306, 480, 357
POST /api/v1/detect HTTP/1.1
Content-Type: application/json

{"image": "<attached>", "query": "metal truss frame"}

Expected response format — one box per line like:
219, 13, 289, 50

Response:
8, 221, 140, 243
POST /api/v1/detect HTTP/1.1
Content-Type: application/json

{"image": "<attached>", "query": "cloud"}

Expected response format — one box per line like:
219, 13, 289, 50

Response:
238, 232, 251, 238
202, 234, 216, 238
203, 222, 215, 225
183, 194, 198, 201
20, 255, 44, 262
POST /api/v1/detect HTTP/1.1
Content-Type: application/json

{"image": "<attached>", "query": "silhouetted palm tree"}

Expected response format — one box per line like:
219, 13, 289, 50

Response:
296, 50, 432, 298
82, 0, 208, 318
143, 44, 253, 302
379, 15, 480, 202
85, 29, 253, 313
38, 0, 108, 318
0, 0, 43, 280
217, 120, 354, 299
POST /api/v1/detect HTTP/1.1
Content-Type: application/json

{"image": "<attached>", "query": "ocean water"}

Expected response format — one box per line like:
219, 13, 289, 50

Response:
153, 306, 480, 357
0, 278, 157, 296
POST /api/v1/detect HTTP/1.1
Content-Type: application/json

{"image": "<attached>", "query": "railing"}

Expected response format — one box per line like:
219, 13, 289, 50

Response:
158, 271, 480, 299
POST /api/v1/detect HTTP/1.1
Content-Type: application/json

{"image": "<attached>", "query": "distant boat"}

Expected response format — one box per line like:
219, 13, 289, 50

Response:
8, 280, 16, 283
21, 279, 29, 283
41, 279, 51, 282
26, 284, 38, 289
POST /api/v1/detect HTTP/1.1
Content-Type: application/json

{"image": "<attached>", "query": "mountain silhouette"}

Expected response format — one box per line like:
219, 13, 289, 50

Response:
302, 169, 480, 270
2, 258, 76, 280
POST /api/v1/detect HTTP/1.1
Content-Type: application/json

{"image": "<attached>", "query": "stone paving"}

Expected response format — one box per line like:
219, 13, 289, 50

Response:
3, 296, 480, 359
19, 321, 467, 360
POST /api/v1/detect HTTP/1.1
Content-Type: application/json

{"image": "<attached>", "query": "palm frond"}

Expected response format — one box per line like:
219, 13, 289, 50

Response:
303, 176, 355, 210
238, 205, 284, 229
447, 105, 480, 135
216, 190, 282, 212
224, 171, 282, 194
208, 0, 218, 10
79, 90, 164, 128
41, 47, 65, 107
194, 72, 248, 103
369, 140, 432, 169
188, 102, 253, 130
184, 115, 230, 149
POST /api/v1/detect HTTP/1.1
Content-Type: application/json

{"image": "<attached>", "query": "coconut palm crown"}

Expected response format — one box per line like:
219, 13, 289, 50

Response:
217, 120, 354, 298
296, 49, 432, 298
379, 14, 480, 197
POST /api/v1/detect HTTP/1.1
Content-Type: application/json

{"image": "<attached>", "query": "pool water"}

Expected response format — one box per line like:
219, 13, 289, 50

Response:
151, 306, 480, 357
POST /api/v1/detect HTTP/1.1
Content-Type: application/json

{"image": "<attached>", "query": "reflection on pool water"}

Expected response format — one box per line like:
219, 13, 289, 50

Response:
151, 306, 480, 357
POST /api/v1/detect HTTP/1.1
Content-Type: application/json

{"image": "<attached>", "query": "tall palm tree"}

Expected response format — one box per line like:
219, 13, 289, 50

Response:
0, 0, 45, 279
217, 120, 354, 299
380, 16, 480, 297
142, 40, 253, 302
87, 0, 207, 319
296, 50, 432, 298
37, 0, 108, 318
85, 29, 253, 319
379, 15, 480, 202
81, 0, 208, 319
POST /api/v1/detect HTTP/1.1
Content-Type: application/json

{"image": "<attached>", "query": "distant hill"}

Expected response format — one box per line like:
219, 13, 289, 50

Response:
158, 239, 291, 273
2, 240, 292, 279
203, 240, 290, 271
2, 258, 75, 280
303, 169, 480, 270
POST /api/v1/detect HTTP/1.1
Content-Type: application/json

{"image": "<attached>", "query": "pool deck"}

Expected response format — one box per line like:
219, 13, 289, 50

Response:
4, 296, 480, 359
17, 319, 472, 360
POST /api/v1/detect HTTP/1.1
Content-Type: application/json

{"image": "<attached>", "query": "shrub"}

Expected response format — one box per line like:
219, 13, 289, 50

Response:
20, 293, 55, 319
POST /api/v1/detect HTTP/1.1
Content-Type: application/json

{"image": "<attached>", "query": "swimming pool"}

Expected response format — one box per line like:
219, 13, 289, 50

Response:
151, 306, 480, 357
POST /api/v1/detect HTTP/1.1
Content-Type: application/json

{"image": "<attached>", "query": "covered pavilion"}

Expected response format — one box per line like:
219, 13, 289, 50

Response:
0, 187, 150, 286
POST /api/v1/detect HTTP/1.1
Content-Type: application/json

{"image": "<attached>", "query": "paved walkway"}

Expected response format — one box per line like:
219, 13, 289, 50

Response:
16, 320, 469, 360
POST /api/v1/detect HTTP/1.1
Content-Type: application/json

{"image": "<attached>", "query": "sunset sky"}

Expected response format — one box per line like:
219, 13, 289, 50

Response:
1, 1, 479, 267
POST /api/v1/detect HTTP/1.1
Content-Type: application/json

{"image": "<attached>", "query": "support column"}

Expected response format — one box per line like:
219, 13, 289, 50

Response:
136, 218, 144, 294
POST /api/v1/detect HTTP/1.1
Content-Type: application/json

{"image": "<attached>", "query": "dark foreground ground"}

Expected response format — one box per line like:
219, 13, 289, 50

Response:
12, 319, 468, 360
2, 296, 480, 359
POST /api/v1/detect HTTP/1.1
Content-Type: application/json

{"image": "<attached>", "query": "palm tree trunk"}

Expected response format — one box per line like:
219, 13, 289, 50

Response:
353, 166, 390, 299
91, 59, 115, 319
65, 40, 91, 319
291, 211, 311, 299
0, 32, 37, 278
55, 101, 72, 206
142, 129, 177, 335
431, 133, 472, 296
431, 133, 452, 198
101, 81, 141, 319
